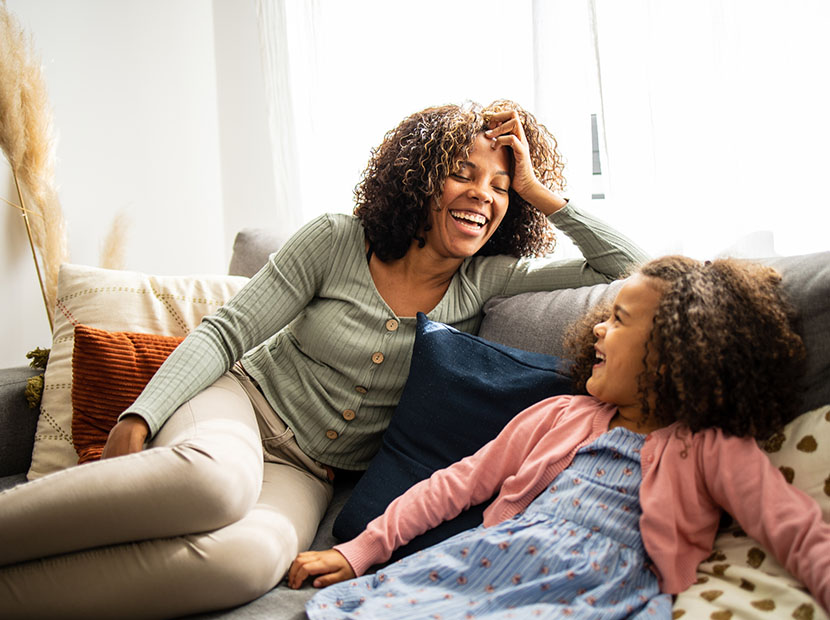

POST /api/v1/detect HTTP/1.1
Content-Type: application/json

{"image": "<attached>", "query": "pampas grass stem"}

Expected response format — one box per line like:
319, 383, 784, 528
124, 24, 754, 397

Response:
11, 166, 52, 331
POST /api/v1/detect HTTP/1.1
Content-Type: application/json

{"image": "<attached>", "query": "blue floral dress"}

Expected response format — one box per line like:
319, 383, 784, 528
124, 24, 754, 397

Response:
307, 427, 673, 619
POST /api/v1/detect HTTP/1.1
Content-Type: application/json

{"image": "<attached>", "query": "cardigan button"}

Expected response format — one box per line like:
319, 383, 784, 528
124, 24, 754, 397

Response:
355, 385, 368, 394
325, 429, 339, 440
385, 319, 399, 332
371, 352, 385, 364
342, 409, 356, 421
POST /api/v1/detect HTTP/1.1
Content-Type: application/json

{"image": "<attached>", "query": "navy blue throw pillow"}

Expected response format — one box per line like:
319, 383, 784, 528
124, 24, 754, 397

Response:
333, 313, 574, 561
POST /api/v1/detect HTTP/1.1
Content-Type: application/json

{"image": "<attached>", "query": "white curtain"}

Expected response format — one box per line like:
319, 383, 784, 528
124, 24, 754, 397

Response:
255, 0, 549, 232
256, 0, 316, 233
592, 0, 830, 258
257, 0, 829, 259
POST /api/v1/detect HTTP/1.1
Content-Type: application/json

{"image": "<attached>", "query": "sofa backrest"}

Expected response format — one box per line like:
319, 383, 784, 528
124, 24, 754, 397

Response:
228, 228, 830, 415
481, 251, 830, 416
228, 228, 290, 278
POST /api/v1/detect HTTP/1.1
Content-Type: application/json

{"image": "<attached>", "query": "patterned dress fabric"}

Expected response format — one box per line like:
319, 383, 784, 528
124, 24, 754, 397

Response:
307, 427, 673, 619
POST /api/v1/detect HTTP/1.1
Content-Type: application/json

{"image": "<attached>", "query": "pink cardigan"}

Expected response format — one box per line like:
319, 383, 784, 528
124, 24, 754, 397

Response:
336, 395, 830, 610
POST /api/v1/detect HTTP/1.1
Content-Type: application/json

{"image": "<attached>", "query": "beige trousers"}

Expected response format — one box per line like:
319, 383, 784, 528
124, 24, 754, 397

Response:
0, 368, 333, 619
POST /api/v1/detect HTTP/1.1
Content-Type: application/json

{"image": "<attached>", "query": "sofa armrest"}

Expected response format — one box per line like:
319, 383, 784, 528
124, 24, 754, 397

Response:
0, 366, 40, 477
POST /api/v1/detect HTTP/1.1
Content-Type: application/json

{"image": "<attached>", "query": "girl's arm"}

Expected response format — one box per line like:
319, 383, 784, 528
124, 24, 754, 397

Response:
701, 433, 830, 611
288, 397, 573, 588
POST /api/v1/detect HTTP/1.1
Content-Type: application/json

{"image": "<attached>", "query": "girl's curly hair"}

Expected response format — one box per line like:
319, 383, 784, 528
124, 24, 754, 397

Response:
354, 100, 565, 261
565, 256, 806, 439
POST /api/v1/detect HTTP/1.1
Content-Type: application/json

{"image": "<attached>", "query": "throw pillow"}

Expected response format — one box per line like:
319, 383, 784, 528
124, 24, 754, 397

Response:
29, 263, 248, 480
333, 312, 574, 561
71, 325, 184, 464
672, 404, 830, 618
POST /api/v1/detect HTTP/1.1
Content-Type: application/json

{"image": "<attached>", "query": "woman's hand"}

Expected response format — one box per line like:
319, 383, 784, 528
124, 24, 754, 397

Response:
288, 549, 356, 589
101, 414, 150, 459
485, 110, 568, 215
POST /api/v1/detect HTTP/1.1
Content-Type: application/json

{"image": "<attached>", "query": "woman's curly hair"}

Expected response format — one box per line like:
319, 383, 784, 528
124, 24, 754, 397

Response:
354, 100, 565, 261
565, 256, 806, 439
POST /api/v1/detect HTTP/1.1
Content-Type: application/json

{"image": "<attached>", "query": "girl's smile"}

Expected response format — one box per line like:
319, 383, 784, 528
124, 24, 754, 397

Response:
587, 274, 664, 432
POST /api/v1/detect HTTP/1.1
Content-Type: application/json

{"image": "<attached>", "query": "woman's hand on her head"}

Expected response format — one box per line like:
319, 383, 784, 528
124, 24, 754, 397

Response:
485, 110, 568, 215
288, 549, 356, 589
101, 414, 150, 459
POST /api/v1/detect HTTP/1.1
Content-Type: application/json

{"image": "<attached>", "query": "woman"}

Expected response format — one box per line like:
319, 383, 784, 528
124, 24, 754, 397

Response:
0, 100, 648, 618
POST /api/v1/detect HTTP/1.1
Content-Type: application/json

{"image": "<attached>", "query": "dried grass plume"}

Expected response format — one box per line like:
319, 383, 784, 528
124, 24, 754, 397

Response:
99, 209, 130, 270
1, 0, 69, 330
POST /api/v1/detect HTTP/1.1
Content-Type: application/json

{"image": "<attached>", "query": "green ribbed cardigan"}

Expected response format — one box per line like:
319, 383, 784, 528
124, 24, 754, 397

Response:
125, 204, 648, 469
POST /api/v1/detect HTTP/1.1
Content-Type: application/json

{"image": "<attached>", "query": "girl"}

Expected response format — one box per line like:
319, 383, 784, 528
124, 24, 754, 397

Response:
289, 256, 830, 618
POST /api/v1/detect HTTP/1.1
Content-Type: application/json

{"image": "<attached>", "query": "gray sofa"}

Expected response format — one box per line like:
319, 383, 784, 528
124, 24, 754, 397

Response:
1, 228, 828, 619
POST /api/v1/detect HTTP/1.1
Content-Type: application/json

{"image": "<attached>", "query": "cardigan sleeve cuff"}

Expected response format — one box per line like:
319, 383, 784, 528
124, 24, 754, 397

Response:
334, 536, 388, 577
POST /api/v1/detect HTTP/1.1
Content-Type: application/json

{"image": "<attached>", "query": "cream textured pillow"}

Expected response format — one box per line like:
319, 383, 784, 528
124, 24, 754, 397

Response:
28, 264, 248, 480
672, 404, 830, 619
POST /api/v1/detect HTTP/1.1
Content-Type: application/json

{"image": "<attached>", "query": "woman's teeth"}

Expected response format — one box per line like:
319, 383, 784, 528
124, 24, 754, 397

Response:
450, 211, 486, 228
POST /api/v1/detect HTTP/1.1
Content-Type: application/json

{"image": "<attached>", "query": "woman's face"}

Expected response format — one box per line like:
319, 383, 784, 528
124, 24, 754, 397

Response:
425, 132, 511, 259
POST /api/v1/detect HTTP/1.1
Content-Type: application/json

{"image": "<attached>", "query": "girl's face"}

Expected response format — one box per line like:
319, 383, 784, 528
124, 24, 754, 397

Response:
425, 132, 511, 259
587, 274, 663, 425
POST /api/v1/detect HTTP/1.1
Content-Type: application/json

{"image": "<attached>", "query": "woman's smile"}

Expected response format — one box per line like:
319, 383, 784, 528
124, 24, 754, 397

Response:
448, 209, 489, 233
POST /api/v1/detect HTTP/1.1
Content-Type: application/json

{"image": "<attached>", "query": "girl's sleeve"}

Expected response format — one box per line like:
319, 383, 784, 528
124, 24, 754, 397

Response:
469, 202, 650, 299
334, 399, 570, 576
121, 215, 336, 437
700, 434, 830, 611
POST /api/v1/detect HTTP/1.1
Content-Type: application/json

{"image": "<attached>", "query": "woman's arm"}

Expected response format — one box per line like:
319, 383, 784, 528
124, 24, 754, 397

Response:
468, 203, 649, 300
102, 215, 336, 455
471, 111, 648, 298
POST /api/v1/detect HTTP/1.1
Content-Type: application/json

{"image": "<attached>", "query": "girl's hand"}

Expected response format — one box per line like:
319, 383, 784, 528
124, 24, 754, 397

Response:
288, 549, 356, 589
101, 414, 150, 459
485, 110, 567, 215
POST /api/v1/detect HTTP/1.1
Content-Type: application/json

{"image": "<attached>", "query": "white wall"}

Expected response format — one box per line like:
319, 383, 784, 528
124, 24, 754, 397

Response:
0, 0, 274, 368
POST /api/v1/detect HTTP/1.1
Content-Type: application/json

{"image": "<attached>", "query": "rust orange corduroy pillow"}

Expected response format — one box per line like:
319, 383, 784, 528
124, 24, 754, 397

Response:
71, 324, 184, 464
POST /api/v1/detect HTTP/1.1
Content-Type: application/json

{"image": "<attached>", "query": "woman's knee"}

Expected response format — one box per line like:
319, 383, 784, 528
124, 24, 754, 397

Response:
148, 377, 265, 525
165, 441, 263, 525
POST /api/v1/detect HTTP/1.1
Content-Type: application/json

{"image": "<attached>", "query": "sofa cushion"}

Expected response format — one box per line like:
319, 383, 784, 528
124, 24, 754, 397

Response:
333, 313, 573, 560
29, 264, 248, 479
71, 325, 183, 464
480, 251, 830, 415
